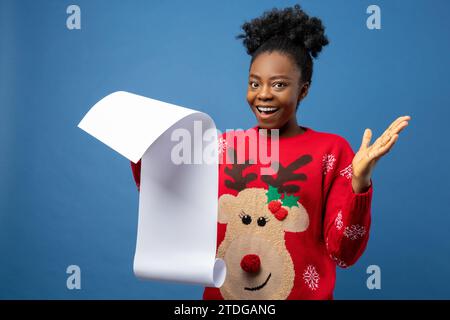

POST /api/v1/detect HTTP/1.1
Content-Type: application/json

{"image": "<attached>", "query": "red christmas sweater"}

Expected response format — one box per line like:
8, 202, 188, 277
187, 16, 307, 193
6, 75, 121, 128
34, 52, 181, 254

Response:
130, 126, 373, 300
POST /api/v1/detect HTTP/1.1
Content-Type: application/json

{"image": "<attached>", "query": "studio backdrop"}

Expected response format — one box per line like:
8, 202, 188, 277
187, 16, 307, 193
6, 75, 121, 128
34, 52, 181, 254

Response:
1, 0, 449, 299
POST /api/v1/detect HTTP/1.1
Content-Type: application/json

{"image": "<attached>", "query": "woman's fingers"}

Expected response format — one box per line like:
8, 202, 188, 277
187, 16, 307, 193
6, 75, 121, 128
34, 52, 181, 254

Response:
387, 116, 411, 133
359, 128, 372, 150
378, 116, 411, 147
389, 119, 410, 136
361, 115, 410, 160
370, 134, 399, 159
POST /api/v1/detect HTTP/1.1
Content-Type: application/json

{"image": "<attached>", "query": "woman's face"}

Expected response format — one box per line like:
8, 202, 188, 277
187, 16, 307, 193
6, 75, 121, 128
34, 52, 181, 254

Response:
247, 51, 307, 130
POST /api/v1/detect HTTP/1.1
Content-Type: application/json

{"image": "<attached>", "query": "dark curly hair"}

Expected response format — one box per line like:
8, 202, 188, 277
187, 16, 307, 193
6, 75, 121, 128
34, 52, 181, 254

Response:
236, 4, 329, 87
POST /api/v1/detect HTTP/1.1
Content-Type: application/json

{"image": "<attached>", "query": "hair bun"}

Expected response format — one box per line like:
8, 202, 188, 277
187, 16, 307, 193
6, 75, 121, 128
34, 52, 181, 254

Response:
236, 4, 329, 58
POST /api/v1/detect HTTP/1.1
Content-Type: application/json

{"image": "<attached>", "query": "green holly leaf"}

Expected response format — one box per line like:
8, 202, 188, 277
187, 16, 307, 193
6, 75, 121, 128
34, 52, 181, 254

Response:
282, 193, 299, 208
266, 185, 281, 203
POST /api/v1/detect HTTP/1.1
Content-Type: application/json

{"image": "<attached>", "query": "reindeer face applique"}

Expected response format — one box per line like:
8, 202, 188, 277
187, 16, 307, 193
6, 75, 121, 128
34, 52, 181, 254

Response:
217, 150, 312, 299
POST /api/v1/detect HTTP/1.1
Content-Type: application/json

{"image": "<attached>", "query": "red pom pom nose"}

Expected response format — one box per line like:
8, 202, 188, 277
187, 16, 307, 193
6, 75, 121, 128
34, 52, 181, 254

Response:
240, 254, 261, 273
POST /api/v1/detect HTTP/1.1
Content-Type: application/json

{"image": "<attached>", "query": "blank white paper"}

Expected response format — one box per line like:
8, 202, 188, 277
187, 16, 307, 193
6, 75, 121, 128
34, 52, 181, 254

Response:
78, 91, 226, 288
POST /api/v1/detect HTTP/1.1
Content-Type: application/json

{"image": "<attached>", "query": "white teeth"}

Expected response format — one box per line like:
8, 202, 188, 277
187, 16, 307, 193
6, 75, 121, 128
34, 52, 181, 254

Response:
257, 106, 278, 112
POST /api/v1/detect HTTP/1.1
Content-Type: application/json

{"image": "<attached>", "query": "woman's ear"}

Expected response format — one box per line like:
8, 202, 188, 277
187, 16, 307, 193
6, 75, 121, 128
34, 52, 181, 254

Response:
297, 82, 310, 104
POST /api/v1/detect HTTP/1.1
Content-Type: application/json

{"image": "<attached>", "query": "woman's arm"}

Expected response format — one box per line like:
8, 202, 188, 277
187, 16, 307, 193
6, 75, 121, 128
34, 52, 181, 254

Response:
323, 139, 373, 268
324, 115, 410, 267
324, 174, 373, 268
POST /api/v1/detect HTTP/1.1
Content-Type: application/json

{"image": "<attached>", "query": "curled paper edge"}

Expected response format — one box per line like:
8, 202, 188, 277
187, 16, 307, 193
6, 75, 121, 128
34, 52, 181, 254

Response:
78, 91, 199, 164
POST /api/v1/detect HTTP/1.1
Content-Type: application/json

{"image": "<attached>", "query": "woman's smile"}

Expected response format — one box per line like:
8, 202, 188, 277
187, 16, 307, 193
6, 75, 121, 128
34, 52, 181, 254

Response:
255, 105, 281, 119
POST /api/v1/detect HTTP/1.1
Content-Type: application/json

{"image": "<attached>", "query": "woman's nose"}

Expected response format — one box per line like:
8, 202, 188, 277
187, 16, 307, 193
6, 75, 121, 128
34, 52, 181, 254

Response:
257, 85, 273, 100
240, 254, 261, 273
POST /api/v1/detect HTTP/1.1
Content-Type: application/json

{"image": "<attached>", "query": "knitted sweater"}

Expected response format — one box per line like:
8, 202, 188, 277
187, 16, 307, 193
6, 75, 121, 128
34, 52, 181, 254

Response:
130, 126, 373, 300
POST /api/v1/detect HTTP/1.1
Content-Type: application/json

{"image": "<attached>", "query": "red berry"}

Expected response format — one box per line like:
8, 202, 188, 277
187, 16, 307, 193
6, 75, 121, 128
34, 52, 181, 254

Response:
274, 207, 288, 221
268, 200, 281, 213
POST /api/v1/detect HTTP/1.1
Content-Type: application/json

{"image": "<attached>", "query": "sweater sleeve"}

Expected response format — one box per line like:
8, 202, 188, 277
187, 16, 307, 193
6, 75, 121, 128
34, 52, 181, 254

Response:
323, 137, 373, 268
130, 159, 142, 191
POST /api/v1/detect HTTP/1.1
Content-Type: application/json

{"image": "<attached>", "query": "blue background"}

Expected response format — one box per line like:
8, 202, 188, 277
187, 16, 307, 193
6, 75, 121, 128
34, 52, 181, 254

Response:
1, 0, 449, 299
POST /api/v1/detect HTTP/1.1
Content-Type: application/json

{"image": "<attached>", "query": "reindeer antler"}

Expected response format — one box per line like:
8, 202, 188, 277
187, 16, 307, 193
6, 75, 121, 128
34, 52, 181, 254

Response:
224, 148, 257, 192
261, 155, 312, 194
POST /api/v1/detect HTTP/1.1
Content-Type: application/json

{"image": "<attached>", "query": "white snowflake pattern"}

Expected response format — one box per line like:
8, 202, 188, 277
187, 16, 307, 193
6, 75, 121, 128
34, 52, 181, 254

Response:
335, 210, 343, 230
217, 137, 228, 155
339, 164, 353, 179
303, 265, 320, 291
329, 254, 348, 268
343, 224, 367, 240
322, 154, 336, 175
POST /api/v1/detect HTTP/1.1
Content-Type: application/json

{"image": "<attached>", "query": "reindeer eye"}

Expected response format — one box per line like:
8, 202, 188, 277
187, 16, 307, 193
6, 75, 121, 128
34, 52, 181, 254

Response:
239, 211, 252, 225
241, 215, 252, 225
257, 216, 269, 227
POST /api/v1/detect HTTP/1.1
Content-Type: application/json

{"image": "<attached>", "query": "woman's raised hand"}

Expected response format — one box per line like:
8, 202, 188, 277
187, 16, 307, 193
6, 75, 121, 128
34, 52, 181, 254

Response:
351, 116, 411, 193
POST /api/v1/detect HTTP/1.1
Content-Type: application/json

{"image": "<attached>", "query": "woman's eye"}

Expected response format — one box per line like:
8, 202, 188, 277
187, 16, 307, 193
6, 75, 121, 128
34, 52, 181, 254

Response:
249, 82, 259, 89
274, 82, 286, 88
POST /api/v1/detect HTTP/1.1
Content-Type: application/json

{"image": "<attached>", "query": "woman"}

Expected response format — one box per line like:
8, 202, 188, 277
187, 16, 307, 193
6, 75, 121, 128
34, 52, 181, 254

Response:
131, 5, 410, 299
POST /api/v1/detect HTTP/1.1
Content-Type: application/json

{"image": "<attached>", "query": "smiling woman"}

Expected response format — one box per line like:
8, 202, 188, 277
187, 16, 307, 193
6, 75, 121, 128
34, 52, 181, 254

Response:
199, 4, 409, 300
130, 4, 410, 300
239, 4, 328, 137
